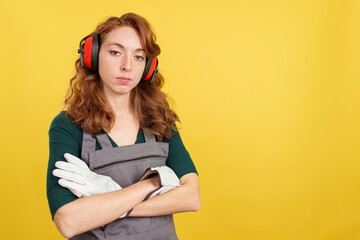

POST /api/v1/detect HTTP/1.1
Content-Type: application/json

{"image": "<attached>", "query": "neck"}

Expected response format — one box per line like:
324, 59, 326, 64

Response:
103, 90, 133, 117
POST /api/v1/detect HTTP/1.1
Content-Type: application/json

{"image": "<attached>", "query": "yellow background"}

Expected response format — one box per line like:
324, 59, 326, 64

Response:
1, 0, 359, 239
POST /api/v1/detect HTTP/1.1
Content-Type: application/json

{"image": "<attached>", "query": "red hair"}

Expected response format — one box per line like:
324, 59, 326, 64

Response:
64, 13, 179, 141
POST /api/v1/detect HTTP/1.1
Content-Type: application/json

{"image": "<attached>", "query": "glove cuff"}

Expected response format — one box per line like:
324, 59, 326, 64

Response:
139, 167, 159, 180
124, 208, 134, 218
139, 167, 164, 187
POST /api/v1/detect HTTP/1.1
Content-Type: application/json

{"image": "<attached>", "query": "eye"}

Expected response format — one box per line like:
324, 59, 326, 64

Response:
109, 51, 121, 55
135, 55, 145, 61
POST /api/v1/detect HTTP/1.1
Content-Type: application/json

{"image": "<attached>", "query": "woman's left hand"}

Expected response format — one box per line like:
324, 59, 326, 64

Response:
139, 166, 180, 199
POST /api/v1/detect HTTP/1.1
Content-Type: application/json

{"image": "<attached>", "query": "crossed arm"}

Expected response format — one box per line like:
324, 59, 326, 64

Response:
54, 172, 200, 238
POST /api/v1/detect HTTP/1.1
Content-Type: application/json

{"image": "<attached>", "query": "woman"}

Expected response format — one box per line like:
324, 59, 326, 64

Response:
46, 13, 200, 240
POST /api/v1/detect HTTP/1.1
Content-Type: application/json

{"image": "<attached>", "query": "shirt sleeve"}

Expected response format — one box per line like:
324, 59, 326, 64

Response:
46, 112, 82, 219
165, 127, 198, 179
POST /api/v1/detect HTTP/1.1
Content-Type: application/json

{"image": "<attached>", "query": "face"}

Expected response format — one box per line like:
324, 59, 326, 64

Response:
98, 26, 146, 98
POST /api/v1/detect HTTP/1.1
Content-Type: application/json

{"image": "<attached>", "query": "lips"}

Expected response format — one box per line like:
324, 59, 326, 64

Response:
116, 77, 131, 84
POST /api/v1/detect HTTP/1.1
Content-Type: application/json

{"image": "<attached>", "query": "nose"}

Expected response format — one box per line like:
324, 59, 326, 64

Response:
120, 55, 132, 72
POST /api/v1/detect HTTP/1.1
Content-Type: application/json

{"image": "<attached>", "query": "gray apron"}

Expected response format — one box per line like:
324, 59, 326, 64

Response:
69, 129, 179, 240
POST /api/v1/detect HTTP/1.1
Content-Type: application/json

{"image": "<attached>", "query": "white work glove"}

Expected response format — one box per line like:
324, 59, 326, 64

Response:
52, 153, 127, 218
139, 166, 180, 200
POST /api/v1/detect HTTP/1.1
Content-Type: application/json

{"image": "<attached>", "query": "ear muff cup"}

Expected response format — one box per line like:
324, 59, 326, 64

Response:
78, 34, 158, 82
78, 34, 100, 72
85, 34, 100, 71
141, 57, 158, 83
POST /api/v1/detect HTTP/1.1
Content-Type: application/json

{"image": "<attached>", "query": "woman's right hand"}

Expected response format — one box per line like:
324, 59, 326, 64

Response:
53, 153, 122, 198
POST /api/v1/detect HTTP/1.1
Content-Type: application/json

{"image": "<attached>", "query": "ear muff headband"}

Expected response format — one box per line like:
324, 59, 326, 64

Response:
78, 34, 158, 83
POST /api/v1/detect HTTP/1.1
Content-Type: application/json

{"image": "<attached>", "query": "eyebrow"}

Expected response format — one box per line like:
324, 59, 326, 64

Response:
107, 42, 144, 52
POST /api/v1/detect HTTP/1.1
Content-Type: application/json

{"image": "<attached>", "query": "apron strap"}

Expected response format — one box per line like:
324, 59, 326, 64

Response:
81, 130, 96, 164
92, 130, 113, 150
82, 129, 155, 162
81, 129, 112, 163
144, 130, 156, 143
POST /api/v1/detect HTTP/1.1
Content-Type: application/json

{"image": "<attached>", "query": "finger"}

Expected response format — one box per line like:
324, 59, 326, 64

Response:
166, 175, 180, 187
53, 169, 86, 185
64, 153, 89, 169
58, 179, 90, 197
157, 166, 177, 176
161, 167, 180, 186
55, 161, 88, 176
68, 188, 84, 198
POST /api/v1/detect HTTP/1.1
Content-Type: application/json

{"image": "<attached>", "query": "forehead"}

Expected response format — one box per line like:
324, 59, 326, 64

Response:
102, 26, 143, 49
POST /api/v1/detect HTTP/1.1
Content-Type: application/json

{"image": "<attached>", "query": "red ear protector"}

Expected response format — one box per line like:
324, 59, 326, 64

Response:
78, 34, 158, 83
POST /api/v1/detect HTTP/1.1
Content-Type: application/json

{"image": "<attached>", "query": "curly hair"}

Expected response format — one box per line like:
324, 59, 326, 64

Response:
64, 13, 179, 141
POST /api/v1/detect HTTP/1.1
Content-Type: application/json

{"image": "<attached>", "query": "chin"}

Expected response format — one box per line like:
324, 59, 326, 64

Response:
102, 82, 137, 97
114, 85, 135, 95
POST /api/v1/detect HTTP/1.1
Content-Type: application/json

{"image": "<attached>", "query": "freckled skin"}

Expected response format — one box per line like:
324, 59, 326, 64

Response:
98, 26, 146, 98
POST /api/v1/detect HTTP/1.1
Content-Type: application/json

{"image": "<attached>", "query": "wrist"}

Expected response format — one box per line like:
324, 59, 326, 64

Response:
146, 175, 161, 189
140, 176, 161, 201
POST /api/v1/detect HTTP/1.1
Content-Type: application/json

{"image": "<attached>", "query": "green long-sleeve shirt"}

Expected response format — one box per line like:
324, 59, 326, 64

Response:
46, 111, 198, 219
